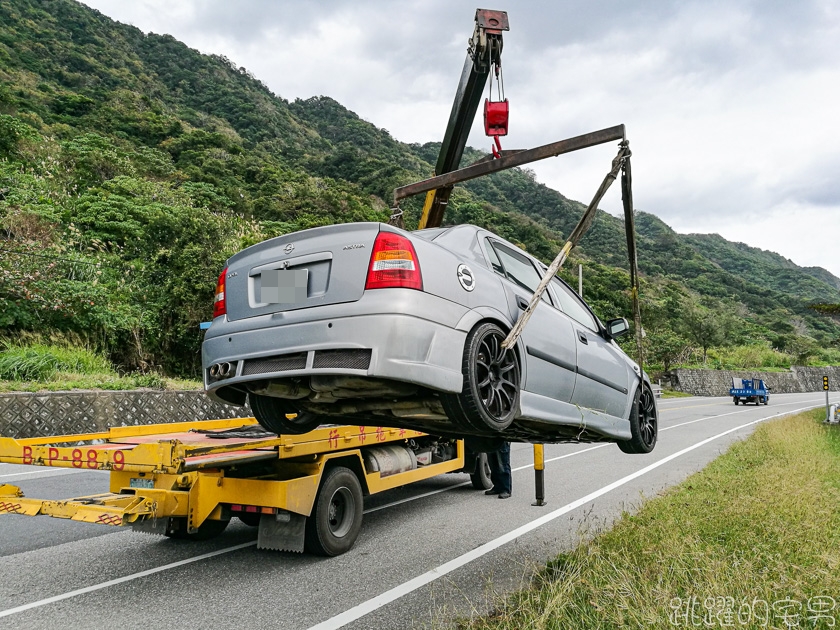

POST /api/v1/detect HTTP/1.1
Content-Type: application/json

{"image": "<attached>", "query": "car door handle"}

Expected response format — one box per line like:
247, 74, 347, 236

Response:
516, 296, 529, 310
578, 332, 589, 344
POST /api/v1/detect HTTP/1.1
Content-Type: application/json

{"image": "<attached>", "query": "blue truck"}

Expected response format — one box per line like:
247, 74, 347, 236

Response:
730, 377, 770, 405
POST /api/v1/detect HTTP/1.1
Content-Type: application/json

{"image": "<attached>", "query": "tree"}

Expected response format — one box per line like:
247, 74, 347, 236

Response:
682, 303, 731, 364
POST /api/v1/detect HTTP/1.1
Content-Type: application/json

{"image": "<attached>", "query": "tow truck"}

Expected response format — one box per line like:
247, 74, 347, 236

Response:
0, 420, 490, 556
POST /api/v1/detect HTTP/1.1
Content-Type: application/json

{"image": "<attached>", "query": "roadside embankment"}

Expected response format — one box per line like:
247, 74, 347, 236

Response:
456, 409, 840, 629
0, 390, 248, 439
671, 366, 840, 396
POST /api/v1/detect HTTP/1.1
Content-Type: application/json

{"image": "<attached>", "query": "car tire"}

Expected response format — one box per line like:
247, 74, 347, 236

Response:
249, 394, 323, 435
733, 397, 739, 405
469, 452, 493, 490
442, 322, 520, 433
618, 383, 658, 454
304, 466, 364, 556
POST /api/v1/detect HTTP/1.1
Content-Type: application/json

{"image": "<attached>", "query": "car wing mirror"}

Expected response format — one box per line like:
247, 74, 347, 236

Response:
605, 317, 630, 339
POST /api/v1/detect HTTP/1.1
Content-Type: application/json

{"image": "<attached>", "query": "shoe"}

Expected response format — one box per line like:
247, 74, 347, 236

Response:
498, 492, 511, 499
485, 488, 500, 495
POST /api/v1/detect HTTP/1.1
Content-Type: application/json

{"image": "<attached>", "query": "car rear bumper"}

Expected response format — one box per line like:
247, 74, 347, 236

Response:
203, 311, 467, 405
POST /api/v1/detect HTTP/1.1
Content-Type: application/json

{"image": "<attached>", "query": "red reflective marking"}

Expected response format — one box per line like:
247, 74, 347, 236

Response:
48, 448, 59, 466
22, 446, 32, 465
112, 450, 125, 471
95, 514, 122, 526
0, 502, 23, 514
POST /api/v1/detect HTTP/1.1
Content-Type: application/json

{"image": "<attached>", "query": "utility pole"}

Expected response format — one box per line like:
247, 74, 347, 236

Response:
578, 264, 583, 297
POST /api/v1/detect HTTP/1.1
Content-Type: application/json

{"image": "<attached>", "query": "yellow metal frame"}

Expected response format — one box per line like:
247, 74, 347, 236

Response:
1, 420, 468, 533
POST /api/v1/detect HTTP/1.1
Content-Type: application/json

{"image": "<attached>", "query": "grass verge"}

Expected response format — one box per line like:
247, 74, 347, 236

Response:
661, 389, 692, 399
458, 409, 840, 629
0, 342, 200, 392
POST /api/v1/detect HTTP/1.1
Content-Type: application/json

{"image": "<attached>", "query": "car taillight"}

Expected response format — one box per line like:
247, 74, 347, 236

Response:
213, 267, 227, 318
365, 232, 423, 291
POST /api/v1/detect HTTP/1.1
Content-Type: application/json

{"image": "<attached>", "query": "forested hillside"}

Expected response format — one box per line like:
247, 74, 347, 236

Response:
1, 0, 838, 378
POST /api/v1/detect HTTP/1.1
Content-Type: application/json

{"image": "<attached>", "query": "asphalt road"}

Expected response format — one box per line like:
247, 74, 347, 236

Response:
1, 392, 837, 629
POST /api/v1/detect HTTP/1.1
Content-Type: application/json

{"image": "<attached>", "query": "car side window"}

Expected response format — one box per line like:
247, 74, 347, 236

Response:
486, 239, 551, 304
551, 277, 598, 331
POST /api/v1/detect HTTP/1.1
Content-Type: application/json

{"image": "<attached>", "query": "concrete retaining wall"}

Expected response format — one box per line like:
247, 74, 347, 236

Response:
670, 366, 840, 397
0, 390, 250, 439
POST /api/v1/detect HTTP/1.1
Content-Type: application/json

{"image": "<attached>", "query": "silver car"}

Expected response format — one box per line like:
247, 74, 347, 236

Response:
202, 222, 657, 453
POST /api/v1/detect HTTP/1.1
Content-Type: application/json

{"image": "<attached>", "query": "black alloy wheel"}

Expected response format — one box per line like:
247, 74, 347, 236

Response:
618, 384, 658, 454
442, 322, 520, 433
249, 393, 323, 435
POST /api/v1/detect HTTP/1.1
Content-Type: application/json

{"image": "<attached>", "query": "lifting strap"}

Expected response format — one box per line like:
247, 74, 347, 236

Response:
621, 148, 645, 378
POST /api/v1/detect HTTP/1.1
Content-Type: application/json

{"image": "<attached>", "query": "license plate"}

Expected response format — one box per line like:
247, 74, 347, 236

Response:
260, 269, 309, 303
130, 478, 154, 489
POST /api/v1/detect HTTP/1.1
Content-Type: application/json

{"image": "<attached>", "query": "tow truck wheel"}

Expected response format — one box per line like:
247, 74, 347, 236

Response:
305, 466, 363, 556
249, 394, 323, 435
470, 452, 493, 490
618, 384, 658, 454
165, 517, 230, 541
444, 322, 520, 433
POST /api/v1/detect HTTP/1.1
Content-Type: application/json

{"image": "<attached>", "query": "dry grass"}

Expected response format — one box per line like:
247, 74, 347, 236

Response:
456, 410, 840, 629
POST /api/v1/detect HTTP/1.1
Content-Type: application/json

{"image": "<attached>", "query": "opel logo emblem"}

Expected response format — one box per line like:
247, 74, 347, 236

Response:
284, 243, 295, 255
457, 264, 475, 292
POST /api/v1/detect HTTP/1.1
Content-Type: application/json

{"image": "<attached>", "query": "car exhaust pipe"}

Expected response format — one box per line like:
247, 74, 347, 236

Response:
209, 362, 234, 379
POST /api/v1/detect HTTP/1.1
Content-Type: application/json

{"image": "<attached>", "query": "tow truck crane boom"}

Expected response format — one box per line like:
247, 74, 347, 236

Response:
418, 9, 509, 230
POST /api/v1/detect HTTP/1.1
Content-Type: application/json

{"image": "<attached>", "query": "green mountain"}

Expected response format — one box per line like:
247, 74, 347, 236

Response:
1, 0, 838, 376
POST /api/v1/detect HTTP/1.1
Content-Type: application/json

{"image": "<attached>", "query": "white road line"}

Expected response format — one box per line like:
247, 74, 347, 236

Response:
0, 468, 110, 479
660, 396, 827, 433
0, 402, 824, 620
305, 404, 821, 630
364, 482, 470, 514
367, 444, 610, 514
0, 469, 82, 480
0, 542, 257, 619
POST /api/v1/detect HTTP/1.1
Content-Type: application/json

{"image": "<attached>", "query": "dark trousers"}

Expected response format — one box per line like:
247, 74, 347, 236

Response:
488, 441, 512, 494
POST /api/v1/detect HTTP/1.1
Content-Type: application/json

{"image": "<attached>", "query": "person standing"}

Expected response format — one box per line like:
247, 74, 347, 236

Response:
485, 441, 512, 499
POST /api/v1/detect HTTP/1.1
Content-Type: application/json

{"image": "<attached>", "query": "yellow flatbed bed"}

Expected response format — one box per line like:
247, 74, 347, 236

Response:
0, 418, 488, 555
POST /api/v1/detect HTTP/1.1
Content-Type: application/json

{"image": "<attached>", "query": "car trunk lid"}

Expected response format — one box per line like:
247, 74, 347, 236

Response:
224, 223, 381, 322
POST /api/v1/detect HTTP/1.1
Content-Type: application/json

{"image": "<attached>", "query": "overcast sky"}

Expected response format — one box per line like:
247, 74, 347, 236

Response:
81, 0, 840, 279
